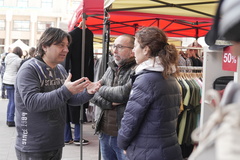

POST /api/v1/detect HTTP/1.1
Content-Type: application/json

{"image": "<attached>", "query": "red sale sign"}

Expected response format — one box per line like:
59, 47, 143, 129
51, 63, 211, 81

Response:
222, 46, 238, 71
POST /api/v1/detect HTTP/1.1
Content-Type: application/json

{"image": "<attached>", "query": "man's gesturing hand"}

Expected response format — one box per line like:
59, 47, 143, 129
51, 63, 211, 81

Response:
87, 80, 101, 94
64, 73, 90, 95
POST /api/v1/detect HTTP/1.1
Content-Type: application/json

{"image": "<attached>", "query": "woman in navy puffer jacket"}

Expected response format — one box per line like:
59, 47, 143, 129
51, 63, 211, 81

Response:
117, 27, 183, 160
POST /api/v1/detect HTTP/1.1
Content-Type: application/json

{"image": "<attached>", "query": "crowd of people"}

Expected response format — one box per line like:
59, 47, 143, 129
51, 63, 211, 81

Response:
0, 26, 184, 160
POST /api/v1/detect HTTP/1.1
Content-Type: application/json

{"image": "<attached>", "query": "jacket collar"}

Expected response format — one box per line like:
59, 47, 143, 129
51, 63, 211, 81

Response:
108, 57, 136, 71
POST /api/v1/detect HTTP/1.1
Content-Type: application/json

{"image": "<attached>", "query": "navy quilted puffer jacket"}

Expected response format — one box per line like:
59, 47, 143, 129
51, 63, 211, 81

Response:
118, 70, 183, 160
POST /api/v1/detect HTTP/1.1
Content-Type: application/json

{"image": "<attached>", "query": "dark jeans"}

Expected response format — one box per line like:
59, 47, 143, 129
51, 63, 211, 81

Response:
5, 85, 15, 122
99, 132, 126, 160
64, 122, 80, 141
15, 148, 62, 160
1, 82, 6, 98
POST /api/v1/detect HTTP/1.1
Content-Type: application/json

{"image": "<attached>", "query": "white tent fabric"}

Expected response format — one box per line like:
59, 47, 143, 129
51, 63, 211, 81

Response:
104, 0, 115, 8
9, 39, 30, 52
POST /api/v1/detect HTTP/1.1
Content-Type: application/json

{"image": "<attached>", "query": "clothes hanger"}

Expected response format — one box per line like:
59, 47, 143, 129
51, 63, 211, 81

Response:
78, 21, 87, 28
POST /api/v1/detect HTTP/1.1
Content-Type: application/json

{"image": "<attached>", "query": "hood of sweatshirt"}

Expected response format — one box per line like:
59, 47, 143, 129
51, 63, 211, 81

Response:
135, 56, 176, 74
5, 52, 20, 65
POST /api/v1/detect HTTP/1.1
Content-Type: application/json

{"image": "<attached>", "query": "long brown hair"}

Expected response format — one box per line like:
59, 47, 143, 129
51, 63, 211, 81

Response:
135, 27, 179, 79
12, 46, 23, 58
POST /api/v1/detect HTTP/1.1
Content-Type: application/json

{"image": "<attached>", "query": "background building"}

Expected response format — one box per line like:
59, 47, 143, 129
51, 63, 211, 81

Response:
0, 0, 80, 53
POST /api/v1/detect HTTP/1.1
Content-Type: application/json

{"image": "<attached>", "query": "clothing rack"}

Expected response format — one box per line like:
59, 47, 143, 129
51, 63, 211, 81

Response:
178, 66, 203, 72
176, 67, 203, 158
176, 46, 203, 50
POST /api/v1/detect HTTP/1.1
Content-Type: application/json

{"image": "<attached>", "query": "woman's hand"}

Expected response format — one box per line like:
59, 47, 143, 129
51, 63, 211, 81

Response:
87, 80, 101, 94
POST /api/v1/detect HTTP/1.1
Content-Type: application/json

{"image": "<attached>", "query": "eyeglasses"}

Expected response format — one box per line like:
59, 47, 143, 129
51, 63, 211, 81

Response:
111, 44, 133, 51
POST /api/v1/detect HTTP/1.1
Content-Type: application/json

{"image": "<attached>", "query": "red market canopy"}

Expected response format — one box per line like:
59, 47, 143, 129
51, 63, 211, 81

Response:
69, 0, 219, 39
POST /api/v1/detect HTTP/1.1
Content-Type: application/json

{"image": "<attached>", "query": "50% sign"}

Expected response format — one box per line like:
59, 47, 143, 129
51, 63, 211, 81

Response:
222, 46, 238, 71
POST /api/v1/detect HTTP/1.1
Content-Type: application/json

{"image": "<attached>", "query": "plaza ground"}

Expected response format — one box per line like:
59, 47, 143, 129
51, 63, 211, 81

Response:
0, 98, 100, 160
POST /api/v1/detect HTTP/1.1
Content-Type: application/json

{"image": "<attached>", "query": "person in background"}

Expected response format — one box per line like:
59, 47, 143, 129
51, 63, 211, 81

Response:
3, 46, 22, 127
178, 51, 187, 66
186, 41, 203, 67
117, 27, 183, 160
0, 47, 12, 99
178, 50, 192, 67
14, 27, 101, 160
20, 47, 36, 66
90, 34, 136, 160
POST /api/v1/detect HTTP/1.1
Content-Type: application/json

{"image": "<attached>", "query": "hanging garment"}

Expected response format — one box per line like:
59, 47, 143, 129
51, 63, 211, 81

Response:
176, 70, 203, 159
65, 27, 94, 81
64, 27, 94, 124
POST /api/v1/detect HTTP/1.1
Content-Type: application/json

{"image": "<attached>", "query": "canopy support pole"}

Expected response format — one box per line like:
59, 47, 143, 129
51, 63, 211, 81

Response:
101, 10, 110, 74
79, 12, 87, 160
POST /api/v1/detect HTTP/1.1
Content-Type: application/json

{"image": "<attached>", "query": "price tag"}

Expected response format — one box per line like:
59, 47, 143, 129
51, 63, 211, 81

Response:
222, 46, 238, 71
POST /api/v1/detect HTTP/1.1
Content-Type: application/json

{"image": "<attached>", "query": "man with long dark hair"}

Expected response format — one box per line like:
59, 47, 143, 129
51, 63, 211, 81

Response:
14, 27, 101, 160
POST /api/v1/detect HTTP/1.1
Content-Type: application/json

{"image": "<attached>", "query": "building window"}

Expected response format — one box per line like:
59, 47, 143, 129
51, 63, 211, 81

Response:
0, 39, 4, 45
37, 21, 54, 31
17, 0, 28, 8
0, 20, 5, 30
0, 38, 5, 54
22, 39, 29, 46
42, 0, 52, 8
13, 21, 30, 31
